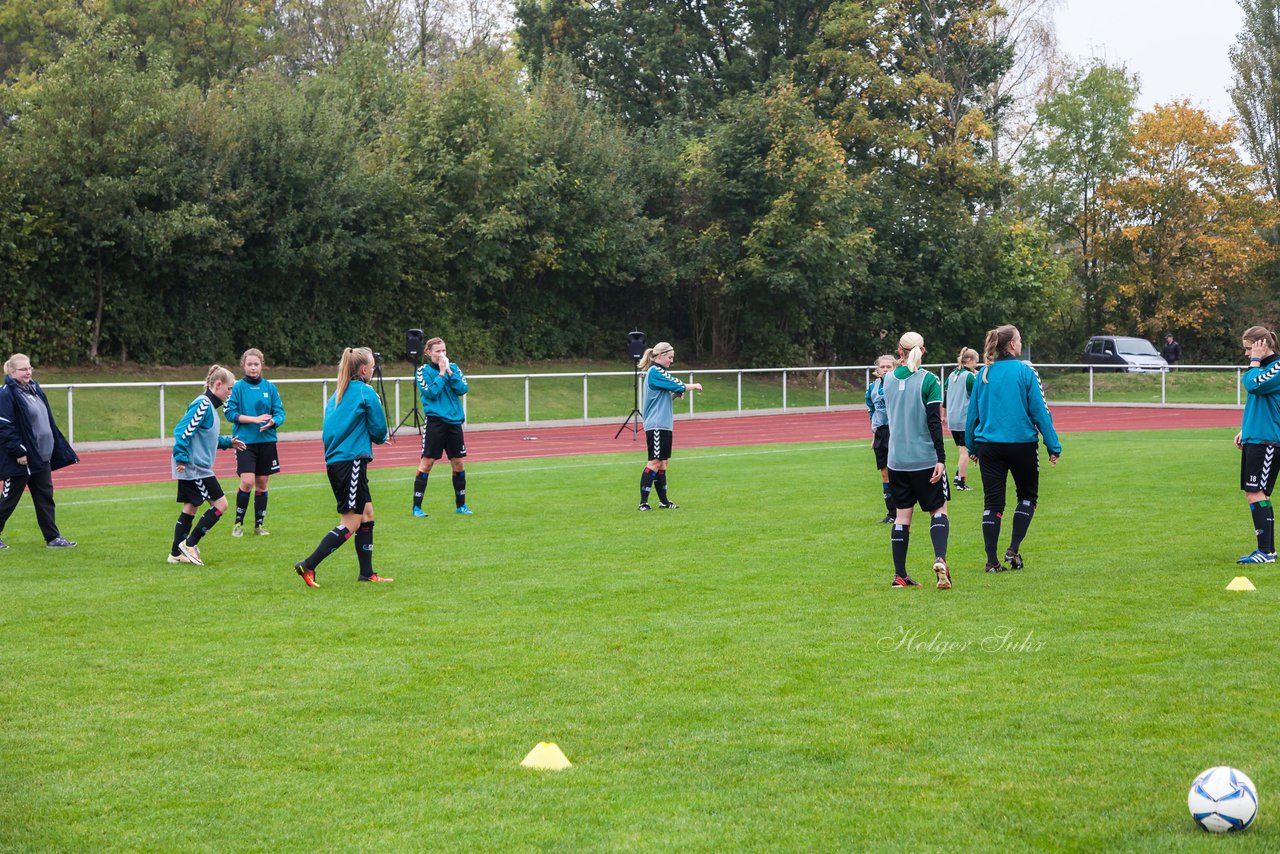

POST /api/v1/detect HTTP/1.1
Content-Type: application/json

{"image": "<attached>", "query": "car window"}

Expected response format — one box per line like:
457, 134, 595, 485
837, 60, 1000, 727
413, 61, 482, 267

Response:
1115, 338, 1158, 356
1088, 340, 1104, 355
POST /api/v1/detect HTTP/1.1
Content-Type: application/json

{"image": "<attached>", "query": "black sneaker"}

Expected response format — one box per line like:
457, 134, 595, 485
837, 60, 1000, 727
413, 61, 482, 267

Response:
984, 561, 1007, 573
892, 575, 922, 588
0, 537, 8, 550
1004, 550, 1024, 570
47, 537, 77, 548
658, 500, 680, 509
638, 503, 652, 512
953, 478, 972, 491
879, 514, 895, 524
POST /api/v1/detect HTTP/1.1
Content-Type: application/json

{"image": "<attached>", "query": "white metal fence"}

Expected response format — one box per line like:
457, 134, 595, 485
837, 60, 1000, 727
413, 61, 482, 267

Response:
39, 363, 1244, 446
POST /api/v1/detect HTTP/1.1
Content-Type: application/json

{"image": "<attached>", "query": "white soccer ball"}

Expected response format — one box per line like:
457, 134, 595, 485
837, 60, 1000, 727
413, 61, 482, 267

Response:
1188, 766, 1258, 832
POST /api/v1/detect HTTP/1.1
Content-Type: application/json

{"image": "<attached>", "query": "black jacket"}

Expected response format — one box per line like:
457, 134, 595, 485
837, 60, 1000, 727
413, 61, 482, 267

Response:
1161, 340, 1181, 363
0, 375, 78, 478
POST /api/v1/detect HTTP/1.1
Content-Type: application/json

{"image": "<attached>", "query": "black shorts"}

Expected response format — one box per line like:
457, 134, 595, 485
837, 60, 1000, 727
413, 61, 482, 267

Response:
871, 425, 890, 470
977, 442, 1040, 511
646, 429, 673, 461
236, 442, 281, 476
421, 417, 467, 461
1241, 443, 1280, 494
327, 459, 372, 514
888, 467, 949, 513
950, 430, 967, 448
176, 476, 225, 506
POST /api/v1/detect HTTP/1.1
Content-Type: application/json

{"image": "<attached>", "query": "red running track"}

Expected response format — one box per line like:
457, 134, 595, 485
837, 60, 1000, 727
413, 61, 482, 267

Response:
53, 405, 1241, 490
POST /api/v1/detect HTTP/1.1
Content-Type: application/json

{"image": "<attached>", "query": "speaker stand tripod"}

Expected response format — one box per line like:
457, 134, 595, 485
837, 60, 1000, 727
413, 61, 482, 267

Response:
615, 359, 643, 440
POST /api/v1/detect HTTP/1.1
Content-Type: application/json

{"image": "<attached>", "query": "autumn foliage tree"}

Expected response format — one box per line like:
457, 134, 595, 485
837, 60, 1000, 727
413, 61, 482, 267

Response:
1100, 102, 1276, 350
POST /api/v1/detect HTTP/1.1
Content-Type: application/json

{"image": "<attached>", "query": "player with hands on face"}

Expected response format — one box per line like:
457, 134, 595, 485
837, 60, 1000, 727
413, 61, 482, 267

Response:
412, 337, 472, 517
1234, 326, 1280, 564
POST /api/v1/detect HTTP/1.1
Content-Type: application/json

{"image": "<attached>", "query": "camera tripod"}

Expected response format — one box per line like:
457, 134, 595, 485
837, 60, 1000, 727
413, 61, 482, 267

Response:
614, 358, 643, 440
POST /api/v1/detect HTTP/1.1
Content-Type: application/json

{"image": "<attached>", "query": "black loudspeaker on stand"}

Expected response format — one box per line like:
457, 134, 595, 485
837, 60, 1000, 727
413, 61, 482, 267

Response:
392, 328, 426, 439
615, 330, 647, 440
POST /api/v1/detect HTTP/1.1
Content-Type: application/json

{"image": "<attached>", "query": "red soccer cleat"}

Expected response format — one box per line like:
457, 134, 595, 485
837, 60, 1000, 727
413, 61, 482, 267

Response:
295, 562, 319, 588
358, 573, 394, 583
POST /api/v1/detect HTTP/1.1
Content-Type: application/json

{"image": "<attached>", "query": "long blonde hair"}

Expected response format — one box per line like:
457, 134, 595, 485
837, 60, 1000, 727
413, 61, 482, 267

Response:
638, 342, 674, 371
897, 332, 924, 373
335, 347, 374, 405
982, 325, 1020, 383
205, 364, 234, 390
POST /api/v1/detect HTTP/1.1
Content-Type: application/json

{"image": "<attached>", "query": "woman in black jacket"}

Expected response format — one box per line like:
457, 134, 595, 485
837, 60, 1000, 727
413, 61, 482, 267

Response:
0, 354, 78, 549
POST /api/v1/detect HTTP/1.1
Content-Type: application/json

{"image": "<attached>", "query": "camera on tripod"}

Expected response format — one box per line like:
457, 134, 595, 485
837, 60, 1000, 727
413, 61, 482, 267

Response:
373, 351, 383, 368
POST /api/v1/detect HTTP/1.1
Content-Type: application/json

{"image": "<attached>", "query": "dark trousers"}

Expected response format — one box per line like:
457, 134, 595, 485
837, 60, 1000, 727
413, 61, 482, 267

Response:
0, 467, 61, 542
977, 442, 1040, 512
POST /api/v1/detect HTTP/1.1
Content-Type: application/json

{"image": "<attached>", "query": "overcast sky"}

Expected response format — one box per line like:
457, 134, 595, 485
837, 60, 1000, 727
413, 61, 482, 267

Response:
1053, 0, 1246, 122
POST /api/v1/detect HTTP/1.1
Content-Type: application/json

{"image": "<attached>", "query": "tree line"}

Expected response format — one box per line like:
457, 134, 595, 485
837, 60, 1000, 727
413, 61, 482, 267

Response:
1, 0, 1277, 367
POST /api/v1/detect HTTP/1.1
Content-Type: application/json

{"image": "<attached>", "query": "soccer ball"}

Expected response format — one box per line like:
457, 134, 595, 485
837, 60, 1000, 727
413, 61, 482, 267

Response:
1188, 766, 1258, 832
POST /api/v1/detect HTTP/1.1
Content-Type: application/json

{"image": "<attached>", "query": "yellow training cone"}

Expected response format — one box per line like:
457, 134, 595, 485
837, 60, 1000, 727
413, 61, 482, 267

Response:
1226, 576, 1256, 591
520, 742, 572, 770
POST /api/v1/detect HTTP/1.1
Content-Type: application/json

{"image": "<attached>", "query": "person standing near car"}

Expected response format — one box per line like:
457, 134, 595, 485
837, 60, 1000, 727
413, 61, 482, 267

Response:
1234, 325, 1280, 564
965, 325, 1061, 573
0, 354, 78, 550
1161, 333, 1181, 365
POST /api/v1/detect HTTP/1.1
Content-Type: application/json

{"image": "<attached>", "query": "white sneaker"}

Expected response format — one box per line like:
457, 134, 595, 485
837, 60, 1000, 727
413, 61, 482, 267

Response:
253, 527, 270, 536
167, 552, 193, 564
177, 541, 204, 566
232, 523, 244, 537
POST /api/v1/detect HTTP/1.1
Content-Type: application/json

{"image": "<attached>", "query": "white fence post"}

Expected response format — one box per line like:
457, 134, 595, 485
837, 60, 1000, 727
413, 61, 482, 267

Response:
66, 386, 74, 446
737, 372, 742, 413
688, 373, 695, 416
524, 376, 530, 423
583, 374, 589, 422
159, 384, 166, 441
1088, 368, 1094, 404
824, 369, 830, 409
782, 370, 788, 410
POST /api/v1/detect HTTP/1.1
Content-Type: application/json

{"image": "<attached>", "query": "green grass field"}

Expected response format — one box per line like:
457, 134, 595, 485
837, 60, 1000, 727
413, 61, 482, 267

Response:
2, 429, 1276, 850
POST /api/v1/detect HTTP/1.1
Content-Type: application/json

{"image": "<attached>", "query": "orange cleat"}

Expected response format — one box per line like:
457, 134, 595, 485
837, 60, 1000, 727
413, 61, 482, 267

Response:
295, 562, 319, 588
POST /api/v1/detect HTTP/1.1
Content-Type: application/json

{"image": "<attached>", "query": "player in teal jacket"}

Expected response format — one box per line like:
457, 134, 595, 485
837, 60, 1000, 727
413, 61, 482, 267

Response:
964, 325, 1060, 573
637, 342, 702, 510
1234, 325, 1280, 563
168, 365, 246, 566
412, 337, 473, 516
224, 348, 287, 537
294, 348, 392, 587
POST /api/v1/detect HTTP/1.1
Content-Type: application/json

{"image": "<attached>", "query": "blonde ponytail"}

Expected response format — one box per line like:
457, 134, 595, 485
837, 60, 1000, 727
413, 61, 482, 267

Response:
898, 331, 924, 374
638, 342, 674, 371
335, 347, 374, 405
205, 364, 234, 390
956, 347, 978, 370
